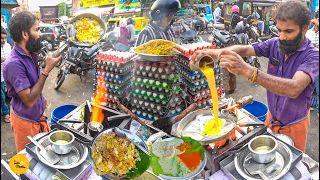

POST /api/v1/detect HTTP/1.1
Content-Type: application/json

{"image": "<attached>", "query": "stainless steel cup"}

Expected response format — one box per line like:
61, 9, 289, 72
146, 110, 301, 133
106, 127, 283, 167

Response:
248, 135, 278, 164
190, 55, 218, 71
49, 130, 75, 155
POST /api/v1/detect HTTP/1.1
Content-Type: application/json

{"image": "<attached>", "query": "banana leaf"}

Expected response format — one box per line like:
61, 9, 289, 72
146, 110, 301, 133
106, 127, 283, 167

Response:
125, 148, 151, 179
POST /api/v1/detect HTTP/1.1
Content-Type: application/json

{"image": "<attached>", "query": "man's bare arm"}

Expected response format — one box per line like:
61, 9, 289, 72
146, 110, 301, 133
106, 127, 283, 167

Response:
252, 70, 311, 99
17, 54, 61, 108
18, 75, 48, 108
224, 45, 256, 57
190, 45, 256, 64
219, 50, 311, 99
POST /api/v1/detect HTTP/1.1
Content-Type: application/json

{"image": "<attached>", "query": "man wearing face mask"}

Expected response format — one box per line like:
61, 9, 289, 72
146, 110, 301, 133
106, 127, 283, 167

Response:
190, 1, 319, 152
135, 0, 181, 46
3, 11, 61, 152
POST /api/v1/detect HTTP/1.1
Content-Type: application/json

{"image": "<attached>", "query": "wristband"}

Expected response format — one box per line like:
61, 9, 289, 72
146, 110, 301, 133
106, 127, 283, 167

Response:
250, 67, 258, 83
41, 71, 49, 77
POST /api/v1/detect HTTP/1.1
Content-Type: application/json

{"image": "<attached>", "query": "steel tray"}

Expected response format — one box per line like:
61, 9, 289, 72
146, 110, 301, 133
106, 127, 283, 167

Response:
26, 129, 91, 180
219, 132, 303, 180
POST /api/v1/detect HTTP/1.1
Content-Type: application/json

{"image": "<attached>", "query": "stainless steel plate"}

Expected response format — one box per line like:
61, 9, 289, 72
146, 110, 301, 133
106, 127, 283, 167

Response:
176, 108, 236, 145
66, 13, 106, 47
35, 135, 88, 169
89, 128, 149, 179
234, 140, 293, 180
133, 51, 179, 62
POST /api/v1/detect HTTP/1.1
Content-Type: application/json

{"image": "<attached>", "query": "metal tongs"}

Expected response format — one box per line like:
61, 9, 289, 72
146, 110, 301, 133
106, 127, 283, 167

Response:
113, 127, 151, 156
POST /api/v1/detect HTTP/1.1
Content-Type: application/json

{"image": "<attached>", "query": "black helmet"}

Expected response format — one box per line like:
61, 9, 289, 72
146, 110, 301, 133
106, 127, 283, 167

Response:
107, 32, 119, 44
218, 2, 224, 9
127, 18, 134, 25
150, 0, 181, 21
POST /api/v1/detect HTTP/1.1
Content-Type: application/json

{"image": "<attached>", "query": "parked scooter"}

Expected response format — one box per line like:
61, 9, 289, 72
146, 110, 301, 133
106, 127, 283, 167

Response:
54, 40, 100, 90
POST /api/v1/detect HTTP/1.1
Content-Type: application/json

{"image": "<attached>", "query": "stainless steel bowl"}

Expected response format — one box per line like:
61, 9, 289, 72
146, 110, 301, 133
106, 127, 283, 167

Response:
48, 130, 75, 154
248, 135, 278, 164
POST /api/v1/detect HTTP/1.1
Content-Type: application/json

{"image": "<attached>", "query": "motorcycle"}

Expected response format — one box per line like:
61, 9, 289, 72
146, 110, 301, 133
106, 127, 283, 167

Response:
54, 40, 100, 90
236, 15, 259, 43
210, 16, 261, 69
177, 30, 202, 44
269, 25, 279, 37
101, 31, 135, 51
38, 40, 50, 68
191, 17, 213, 34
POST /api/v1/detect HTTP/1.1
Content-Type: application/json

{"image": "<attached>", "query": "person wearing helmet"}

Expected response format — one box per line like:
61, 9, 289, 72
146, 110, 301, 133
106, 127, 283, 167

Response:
127, 18, 135, 42
230, 5, 242, 30
135, 0, 181, 46
213, 2, 224, 24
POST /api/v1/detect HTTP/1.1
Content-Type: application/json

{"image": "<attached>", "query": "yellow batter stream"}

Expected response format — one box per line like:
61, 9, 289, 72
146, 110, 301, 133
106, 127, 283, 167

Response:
200, 66, 224, 135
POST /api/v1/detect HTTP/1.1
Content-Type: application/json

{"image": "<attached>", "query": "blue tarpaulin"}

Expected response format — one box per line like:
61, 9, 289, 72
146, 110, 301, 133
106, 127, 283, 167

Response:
310, 0, 319, 18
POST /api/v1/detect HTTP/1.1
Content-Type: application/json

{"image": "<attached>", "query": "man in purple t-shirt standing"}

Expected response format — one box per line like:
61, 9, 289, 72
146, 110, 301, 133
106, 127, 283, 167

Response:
191, 1, 319, 152
3, 11, 61, 152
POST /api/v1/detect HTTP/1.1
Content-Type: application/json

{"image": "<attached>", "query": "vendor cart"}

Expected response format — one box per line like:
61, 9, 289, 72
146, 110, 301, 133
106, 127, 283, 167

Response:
1, 99, 319, 180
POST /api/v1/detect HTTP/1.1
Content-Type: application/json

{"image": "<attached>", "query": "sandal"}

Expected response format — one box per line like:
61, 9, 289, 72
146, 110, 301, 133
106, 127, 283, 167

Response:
4, 115, 10, 123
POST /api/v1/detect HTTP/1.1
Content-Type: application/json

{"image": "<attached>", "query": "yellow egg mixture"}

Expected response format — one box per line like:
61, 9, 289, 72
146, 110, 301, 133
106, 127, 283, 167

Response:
200, 66, 224, 135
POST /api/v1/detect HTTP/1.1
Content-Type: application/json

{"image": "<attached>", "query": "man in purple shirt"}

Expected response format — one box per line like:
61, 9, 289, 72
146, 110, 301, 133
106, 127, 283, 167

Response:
190, 1, 319, 152
3, 11, 61, 152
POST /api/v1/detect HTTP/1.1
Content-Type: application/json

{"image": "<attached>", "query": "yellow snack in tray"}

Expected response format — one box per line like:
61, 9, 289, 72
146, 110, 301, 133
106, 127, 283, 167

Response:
135, 39, 177, 55
91, 132, 141, 176
74, 17, 102, 45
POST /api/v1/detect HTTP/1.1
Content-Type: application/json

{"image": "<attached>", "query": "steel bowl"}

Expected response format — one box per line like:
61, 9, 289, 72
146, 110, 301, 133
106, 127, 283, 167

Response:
248, 135, 278, 164
48, 130, 75, 154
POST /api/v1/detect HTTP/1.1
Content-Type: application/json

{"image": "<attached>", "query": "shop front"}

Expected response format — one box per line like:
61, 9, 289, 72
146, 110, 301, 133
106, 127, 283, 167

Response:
1, 0, 19, 44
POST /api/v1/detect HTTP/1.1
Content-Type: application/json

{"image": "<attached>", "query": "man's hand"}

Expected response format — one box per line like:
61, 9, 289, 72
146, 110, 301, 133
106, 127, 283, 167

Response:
1, 57, 5, 62
311, 18, 319, 27
190, 49, 222, 65
218, 50, 253, 77
44, 54, 62, 73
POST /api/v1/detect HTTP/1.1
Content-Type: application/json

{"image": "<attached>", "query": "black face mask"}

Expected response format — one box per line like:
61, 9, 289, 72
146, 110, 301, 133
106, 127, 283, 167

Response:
279, 31, 303, 54
26, 32, 42, 53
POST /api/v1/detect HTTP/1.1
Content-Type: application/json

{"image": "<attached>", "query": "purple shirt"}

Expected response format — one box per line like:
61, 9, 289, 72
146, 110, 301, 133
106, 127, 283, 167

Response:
253, 37, 319, 125
3, 45, 46, 121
